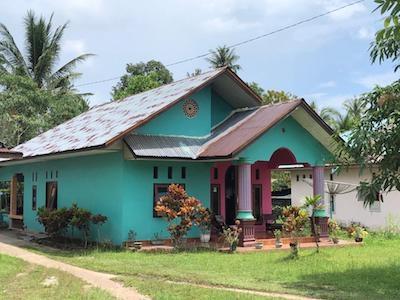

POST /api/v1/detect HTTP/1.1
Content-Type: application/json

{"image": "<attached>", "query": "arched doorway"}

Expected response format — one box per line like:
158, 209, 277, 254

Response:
225, 165, 237, 225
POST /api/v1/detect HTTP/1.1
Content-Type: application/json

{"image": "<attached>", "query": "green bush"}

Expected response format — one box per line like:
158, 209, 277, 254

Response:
37, 204, 107, 247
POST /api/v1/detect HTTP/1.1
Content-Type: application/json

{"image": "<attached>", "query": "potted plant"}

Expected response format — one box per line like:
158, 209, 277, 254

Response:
255, 241, 263, 249
274, 229, 283, 248
151, 231, 165, 245
352, 225, 368, 242
197, 208, 211, 243
124, 229, 142, 249
222, 220, 242, 252
328, 219, 340, 244
281, 206, 309, 258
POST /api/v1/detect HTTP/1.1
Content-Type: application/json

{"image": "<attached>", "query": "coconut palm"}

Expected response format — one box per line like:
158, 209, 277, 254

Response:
343, 98, 364, 119
0, 10, 93, 90
206, 45, 241, 72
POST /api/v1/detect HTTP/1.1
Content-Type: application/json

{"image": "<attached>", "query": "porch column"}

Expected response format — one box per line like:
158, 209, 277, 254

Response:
312, 166, 325, 204
236, 159, 256, 247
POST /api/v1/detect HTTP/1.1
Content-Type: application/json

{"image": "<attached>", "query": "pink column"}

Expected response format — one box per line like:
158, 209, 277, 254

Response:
237, 162, 254, 220
312, 166, 325, 204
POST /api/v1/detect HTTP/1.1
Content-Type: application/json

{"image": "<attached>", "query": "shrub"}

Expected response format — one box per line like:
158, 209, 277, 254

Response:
37, 204, 107, 248
37, 207, 72, 239
155, 184, 208, 249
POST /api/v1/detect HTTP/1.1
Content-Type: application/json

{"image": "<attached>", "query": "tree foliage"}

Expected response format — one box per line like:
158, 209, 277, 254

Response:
0, 10, 93, 90
0, 74, 88, 147
248, 82, 296, 105
339, 81, 400, 205
370, 0, 400, 71
206, 45, 241, 72
112, 60, 173, 100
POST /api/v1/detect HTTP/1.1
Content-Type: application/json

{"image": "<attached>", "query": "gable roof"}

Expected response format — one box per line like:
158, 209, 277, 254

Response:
7, 67, 261, 161
124, 100, 337, 159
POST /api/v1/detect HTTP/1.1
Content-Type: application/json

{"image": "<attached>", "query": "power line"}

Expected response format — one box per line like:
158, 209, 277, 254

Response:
76, 0, 365, 87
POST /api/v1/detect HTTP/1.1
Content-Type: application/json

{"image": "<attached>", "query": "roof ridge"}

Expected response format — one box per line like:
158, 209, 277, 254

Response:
115, 67, 228, 104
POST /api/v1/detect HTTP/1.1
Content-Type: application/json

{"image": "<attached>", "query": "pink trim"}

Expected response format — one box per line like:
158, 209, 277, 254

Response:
210, 162, 232, 221
269, 148, 297, 169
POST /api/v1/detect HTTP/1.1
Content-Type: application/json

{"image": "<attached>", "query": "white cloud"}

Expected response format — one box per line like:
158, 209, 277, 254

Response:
356, 72, 398, 89
321, 0, 367, 21
357, 27, 375, 40
318, 80, 336, 88
64, 39, 86, 55
202, 17, 260, 33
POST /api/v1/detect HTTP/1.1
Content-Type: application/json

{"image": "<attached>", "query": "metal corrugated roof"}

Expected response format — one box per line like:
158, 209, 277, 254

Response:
124, 134, 206, 159
0, 148, 23, 159
9, 68, 226, 160
123, 101, 326, 159
198, 100, 303, 157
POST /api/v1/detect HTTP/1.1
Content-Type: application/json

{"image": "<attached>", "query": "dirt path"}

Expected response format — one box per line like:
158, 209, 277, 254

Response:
0, 231, 148, 300
166, 280, 321, 300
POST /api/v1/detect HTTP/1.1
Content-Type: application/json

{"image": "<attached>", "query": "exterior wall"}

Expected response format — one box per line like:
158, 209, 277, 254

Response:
135, 87, 212, 137
291, 166, 400, 229
211, 91, 234, 127
121, 160, 212, 241
238, 116, 332, 166
0, 152, 125, 244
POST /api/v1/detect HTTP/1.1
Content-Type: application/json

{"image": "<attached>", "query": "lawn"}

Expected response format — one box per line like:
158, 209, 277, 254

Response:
0, 253, 114, 300
28, 236, 400, 300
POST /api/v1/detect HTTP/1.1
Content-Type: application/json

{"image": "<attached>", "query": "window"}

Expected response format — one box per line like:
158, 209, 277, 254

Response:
210, 184, 220, 215
309, 174, 312, 179
32, 185, 37, 210
181, 167, 186, 179
255, 169, 260, 180
153, 184, 185, 217
252, 185, 262, 224
213, 168, 218, 180
46, 182, 57, 210
168, 167, 173, 179
0, 181, 10, 213
153, 167, 158, 179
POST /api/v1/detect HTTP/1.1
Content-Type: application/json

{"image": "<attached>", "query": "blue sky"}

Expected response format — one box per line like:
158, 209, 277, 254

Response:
1, 0, 398, 110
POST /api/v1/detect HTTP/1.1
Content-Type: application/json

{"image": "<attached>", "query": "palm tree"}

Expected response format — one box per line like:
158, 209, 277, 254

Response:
0, 10, 93, 90
206, 45, 241, 72
343, 98, 364, 119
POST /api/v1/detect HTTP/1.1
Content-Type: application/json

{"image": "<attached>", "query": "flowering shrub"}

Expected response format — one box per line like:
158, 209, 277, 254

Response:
155, 184, 208, 248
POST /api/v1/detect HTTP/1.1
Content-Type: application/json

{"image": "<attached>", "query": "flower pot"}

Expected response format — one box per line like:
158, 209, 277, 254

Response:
230, 241, 237, 252
332, 237, 339, 244
255, 242, 263, 249
133, 241, 142, 249
275, 240, 283, 248
150, 240, 164, 246
355, 237, 363, 243
312, 209, 326, 218
200, 232, 211, 243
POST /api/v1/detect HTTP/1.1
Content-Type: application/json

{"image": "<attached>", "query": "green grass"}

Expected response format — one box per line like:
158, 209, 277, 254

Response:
27, 236, 400, 300
0, 253, 114, 300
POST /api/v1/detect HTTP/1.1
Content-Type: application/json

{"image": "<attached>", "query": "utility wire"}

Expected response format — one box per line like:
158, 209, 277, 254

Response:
76, 0, 365, 87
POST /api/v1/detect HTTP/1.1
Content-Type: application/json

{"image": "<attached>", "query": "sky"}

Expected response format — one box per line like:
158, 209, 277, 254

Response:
1, 0, 398, 110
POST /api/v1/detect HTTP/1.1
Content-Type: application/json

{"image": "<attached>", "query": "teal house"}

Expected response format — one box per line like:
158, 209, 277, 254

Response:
0, 67, 336, 245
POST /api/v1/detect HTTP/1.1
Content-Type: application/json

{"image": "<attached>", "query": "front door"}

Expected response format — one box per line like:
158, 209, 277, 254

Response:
225, 166, 237, 225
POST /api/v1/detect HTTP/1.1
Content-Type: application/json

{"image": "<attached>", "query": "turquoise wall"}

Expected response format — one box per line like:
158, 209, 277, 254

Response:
0, 152, 213, 244
238, 116, 332, 165
121, 160, 212, 241
0, 152, 125, 244
136, 87, 212, 137
211, 91, 234, 127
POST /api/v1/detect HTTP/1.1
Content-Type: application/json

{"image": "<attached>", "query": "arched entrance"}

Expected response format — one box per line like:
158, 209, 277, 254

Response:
225, 165, 237, 225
